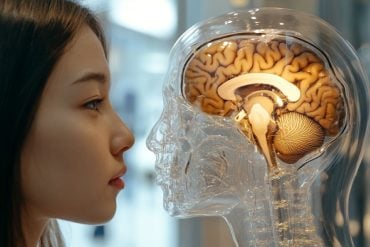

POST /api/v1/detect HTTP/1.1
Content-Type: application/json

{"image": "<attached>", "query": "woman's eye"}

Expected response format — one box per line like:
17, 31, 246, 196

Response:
84, 99, 103, 111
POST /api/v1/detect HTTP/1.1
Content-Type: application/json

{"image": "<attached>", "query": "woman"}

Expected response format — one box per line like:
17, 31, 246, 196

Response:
0, 1, 135, 246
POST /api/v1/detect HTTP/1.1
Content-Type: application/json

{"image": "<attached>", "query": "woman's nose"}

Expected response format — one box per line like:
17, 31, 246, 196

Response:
111, 114, 135, 156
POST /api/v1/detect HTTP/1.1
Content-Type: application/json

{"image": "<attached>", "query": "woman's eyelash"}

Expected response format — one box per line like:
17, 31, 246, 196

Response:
84, 98, 103, 111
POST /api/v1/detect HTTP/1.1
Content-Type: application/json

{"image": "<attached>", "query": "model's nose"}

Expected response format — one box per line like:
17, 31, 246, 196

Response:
146, 119, 167, 153
146, 125, 161, 152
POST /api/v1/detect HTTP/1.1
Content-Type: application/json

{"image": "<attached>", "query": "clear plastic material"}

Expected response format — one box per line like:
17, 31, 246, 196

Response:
147, 8, 370, 247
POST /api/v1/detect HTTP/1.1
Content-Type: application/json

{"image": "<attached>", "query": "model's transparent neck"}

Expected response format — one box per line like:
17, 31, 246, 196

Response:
224, 167, 324, 247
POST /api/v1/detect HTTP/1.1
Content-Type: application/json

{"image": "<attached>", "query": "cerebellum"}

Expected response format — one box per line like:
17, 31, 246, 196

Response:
273, 112, 325, 164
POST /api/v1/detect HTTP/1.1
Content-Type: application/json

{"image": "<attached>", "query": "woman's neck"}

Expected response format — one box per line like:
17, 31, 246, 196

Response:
21, 205, 48, 247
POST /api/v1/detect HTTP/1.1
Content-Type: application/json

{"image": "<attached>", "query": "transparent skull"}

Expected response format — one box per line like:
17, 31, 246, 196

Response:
147, 8, 370, 247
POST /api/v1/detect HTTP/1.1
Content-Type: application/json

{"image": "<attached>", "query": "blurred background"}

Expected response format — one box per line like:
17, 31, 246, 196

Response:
58, 0, 370, 246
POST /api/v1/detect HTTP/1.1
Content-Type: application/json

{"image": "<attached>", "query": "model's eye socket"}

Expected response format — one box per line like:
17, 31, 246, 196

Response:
84, 99, 103, 111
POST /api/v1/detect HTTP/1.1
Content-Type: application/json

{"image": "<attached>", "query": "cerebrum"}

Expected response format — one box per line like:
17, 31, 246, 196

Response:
183, 37, 344, 168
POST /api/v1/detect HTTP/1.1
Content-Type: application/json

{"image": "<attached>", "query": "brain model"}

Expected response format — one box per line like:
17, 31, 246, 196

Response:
183, 39, 344, 168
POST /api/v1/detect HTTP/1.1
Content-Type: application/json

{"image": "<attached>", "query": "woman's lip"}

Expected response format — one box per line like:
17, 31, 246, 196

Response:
109, 166, 127, 189
109, 177, 124, 189
111, 166, 127, 180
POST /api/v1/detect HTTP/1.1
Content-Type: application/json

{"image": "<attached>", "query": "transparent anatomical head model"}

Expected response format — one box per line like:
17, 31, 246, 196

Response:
147, 8, 370, 247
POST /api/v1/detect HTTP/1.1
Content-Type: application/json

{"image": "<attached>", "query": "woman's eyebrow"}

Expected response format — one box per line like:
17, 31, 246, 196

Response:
71, 72, 107, 85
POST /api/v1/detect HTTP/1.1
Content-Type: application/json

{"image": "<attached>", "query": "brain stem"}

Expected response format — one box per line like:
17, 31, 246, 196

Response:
248, 101, 277, 169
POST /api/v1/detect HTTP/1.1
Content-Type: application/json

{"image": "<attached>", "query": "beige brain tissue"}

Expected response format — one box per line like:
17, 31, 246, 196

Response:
183, 38, 344, 169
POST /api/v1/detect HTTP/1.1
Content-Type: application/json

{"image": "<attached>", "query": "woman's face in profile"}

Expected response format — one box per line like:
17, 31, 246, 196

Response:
20, 26, 134, 224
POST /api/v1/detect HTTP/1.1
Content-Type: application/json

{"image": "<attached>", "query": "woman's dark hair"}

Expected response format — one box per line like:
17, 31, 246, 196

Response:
0, 1, 107, 246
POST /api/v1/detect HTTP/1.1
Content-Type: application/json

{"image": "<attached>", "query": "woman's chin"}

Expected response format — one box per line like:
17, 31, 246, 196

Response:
67, 203, 117, 225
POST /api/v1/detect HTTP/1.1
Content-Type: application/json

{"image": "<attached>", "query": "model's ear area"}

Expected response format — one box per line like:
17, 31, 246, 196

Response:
183, 39, 344, 169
